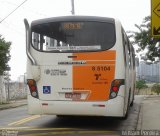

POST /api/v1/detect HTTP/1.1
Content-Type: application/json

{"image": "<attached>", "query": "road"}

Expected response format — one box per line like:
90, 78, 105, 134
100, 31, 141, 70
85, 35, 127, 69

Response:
0, 95, 144, 136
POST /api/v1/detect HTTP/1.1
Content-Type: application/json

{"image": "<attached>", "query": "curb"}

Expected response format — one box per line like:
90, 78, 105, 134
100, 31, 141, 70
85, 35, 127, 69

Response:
136, 102, 143, 130
136, 95, 150, 130
136, 95, 149, 130
0, 100, 27, 111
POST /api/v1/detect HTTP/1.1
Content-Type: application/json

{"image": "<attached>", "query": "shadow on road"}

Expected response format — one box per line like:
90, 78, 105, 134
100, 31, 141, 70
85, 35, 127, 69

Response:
43, 116, 122, 130
39, 102, 140, 131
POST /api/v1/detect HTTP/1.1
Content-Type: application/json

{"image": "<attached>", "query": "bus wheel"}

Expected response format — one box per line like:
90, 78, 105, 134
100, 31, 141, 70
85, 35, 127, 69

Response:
122, 108, 129, 120
121, 93, 130, 120
130, 98, 134, 107
121, 104, 129, 120
130, 92, 134, 107
56, 115, 65, 118
56, 115, 71, 118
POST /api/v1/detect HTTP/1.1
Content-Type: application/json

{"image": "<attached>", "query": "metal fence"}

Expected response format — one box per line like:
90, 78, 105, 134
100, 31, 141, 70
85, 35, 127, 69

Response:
137, 61, 160, 83
0, 75, 27, 104
5, 81, 27, 100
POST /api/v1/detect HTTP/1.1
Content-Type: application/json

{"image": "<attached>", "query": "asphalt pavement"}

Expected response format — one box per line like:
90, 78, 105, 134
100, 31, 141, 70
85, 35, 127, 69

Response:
1, 95, 160, 131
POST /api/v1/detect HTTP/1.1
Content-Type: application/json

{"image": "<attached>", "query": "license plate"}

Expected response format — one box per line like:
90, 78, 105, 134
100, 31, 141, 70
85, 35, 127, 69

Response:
65, 93, 81, 100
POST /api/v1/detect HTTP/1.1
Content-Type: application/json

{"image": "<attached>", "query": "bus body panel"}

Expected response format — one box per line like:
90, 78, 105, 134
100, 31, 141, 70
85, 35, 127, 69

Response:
29, 48, 116, 101
28, 94, 124, 117
25, 16, 135, 117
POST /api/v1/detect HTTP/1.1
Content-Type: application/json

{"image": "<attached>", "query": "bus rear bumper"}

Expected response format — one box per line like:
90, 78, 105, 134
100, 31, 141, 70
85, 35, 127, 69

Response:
28, 95, 125, 117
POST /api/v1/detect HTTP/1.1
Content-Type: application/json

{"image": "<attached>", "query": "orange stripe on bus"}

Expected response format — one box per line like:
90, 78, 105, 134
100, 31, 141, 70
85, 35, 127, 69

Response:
73, 50, 116, 60
72, 50, 116, 101
73, 65, 115, 101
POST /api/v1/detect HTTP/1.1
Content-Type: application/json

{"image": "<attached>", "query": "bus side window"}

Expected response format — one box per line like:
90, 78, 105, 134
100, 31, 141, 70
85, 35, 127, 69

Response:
32, 32, 45, 51
122, 29, 127, 66
40, 35, 45, 51
127, 39, 131, 68
123, 30, 131, 68
32, 32, 39, 49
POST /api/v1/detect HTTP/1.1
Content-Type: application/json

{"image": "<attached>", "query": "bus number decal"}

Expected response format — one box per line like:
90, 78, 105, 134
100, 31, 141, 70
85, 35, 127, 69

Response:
92, 66, 110, 71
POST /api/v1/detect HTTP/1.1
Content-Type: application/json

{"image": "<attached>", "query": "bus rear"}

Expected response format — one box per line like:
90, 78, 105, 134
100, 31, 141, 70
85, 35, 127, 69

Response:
25, 16, 131, 117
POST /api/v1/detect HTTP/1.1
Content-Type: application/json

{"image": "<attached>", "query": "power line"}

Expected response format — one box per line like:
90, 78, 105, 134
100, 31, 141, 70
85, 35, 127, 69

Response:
0, 0, 47, 18
0, 0, 28, 24
1, 22, 24, 36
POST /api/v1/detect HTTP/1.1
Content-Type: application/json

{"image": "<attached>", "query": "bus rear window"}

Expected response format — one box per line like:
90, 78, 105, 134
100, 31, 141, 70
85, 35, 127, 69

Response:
31, 21, 116, 52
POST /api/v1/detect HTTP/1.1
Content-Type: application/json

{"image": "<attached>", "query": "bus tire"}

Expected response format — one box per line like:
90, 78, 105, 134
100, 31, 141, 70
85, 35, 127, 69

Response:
122, 105, 129, 120
56, 115, 71, 118
56, 115, 64, 118
130, 98, 134, 107
130, 85, 135, 107
121, 92, 130, 120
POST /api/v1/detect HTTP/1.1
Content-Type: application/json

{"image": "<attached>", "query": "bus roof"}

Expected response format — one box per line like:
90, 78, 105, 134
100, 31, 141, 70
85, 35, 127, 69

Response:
31, 16, 115, 26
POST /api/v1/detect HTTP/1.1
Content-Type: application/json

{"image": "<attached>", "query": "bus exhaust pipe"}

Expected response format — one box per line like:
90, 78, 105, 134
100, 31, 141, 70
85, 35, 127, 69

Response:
24, 18, 36, 65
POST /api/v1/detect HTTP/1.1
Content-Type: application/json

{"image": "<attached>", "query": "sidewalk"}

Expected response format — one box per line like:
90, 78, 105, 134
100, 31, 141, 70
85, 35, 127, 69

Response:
137, 95, 160, 130
0, 99, 27, 110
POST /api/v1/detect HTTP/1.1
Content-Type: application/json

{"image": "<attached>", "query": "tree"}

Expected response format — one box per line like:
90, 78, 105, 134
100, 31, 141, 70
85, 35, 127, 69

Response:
151, 83, 160, 95
128, 16, 160, 61
0, 35, 11, 75
136, 80, 148, 94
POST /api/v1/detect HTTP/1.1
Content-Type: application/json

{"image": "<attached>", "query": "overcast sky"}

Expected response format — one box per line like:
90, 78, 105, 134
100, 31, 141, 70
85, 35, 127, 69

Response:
0, 0, 151, 81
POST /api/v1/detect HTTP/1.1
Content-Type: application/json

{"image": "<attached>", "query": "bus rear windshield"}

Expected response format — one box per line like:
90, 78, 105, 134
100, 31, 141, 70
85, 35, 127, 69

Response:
31, 21, 116, 52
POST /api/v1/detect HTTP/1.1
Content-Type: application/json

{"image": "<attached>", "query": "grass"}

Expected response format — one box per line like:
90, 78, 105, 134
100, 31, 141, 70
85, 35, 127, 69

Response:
135, 83, 158, 95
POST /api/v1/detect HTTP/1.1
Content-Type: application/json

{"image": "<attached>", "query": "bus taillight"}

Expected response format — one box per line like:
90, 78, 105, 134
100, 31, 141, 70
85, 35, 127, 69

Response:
109, 79, 124, 99
27, 79, 39, 99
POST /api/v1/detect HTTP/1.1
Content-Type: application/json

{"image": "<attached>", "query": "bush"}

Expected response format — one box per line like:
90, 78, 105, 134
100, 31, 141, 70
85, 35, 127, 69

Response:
151, 83, 160, 95
136, 80, 148, 94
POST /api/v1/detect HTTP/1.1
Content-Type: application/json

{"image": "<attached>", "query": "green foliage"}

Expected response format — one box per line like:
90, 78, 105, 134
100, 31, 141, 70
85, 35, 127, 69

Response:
151, 83, 160, 95
0, 35, 11, 75
136, 80, 148, 94
136, 80, 148, 89
128, 16, 160, 61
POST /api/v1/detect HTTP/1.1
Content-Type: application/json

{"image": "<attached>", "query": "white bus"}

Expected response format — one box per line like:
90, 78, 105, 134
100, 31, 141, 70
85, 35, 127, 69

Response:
24, 16, 136, 118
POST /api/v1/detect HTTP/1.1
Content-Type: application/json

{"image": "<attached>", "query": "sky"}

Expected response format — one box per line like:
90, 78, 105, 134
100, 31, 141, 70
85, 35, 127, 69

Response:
0, 0, 151, 81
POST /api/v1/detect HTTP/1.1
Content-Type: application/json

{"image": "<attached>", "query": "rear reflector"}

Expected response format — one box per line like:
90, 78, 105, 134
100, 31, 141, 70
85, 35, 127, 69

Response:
93, 104, 105, 107
42, 103, 48, 106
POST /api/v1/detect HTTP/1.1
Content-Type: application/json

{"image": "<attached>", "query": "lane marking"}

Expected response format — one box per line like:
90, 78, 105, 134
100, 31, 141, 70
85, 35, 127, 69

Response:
0, 127, 31, 130
18, 130, 119, 136
20, 128, 77, 131
0, 127, 119, 136
0, 127, 76, 131
8, 115, 41, 126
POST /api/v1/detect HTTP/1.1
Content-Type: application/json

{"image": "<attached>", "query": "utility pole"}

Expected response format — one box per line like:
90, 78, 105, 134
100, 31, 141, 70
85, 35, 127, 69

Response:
0, 76, 7, 103
71, 0, 75, 15
0, 76, 2, 104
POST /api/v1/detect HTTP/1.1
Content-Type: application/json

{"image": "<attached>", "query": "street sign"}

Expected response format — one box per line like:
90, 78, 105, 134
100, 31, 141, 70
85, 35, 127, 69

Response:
151, 0, 160, 38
